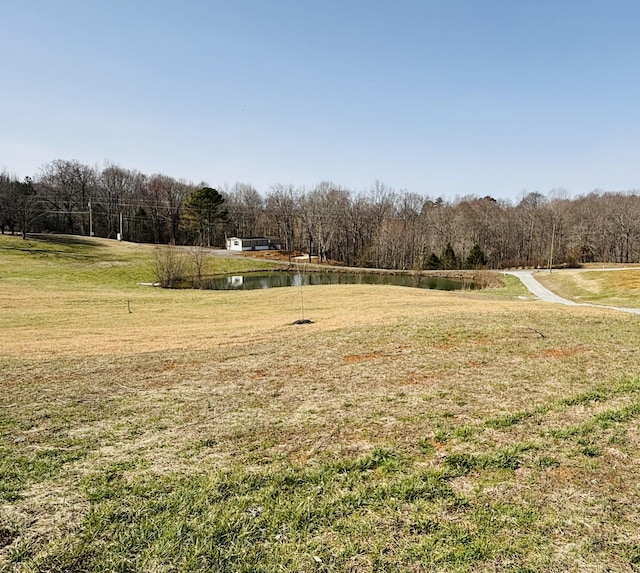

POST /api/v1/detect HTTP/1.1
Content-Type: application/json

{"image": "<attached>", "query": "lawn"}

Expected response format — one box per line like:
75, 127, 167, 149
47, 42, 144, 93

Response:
535, 267, 640, 308
1, 235, 640, 571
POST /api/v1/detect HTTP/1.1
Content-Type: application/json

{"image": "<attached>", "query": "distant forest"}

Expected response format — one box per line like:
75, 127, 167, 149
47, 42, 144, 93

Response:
2, 159, 639, 270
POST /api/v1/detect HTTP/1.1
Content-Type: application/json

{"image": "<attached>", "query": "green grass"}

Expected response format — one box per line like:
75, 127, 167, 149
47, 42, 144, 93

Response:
18, 450, 546, 572
0, 234, 152, 289
3, 235, 640, 571
465, 272, 531, 300
0, 446, 88, 502
0, 234, 278, 291
535, 267, 640, 308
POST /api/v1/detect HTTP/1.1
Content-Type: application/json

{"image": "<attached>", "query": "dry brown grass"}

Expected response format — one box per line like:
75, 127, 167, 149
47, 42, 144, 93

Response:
3, 236, 640, 571
3, 282, 639, 469
536, 267, 640, 308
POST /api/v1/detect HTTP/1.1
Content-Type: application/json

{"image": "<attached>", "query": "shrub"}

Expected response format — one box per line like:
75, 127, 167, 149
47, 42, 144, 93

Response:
153, 246, 187, 288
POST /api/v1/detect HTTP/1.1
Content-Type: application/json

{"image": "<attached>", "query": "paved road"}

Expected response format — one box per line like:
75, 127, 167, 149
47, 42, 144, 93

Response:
504, 270, 640, 315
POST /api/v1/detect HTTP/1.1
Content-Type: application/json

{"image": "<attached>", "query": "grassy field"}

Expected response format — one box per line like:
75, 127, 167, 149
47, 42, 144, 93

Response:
535, 267, 640, 309
2, 235, 640, 571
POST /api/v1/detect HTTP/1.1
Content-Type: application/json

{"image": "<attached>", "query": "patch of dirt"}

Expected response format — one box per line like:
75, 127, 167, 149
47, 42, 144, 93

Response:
405, 371, 447, 384
282, 365, 307, 376
434, 343, 456, 350
343, 351, 385, 364
531, 348, 586, 359
240, 250, 307, 262
546, 466, 577, 481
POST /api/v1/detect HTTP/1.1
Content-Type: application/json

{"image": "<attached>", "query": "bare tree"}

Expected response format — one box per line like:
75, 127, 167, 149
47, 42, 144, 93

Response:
299, 182, 348, 263
396, 191, 425, 269
607, 192, 640, 263
38, 159, 97, 235
9, 155, 640, 268
266, 184, 300, 259
141, 174, 174, 243
14, 177, 42, 239
166, 179, 192, 244
225, 183, 265, 238
98, 163, 137, 238
515, 191, 549, 266
0, 171, 16, 234
343, 192, 370, 266
366, 181, 397, 268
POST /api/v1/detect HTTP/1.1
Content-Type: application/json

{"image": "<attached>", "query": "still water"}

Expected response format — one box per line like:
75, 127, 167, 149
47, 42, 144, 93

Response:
193, 271, 474, 291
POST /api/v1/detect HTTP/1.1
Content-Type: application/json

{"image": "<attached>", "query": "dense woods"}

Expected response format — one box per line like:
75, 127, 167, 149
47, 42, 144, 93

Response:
1, 159, 640, 269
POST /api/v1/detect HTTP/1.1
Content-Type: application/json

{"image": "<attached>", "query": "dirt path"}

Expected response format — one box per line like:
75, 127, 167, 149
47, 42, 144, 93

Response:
505, 270, 640, 315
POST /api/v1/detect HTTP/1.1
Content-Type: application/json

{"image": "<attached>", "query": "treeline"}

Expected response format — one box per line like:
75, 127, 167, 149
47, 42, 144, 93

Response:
1, 159, 640, 269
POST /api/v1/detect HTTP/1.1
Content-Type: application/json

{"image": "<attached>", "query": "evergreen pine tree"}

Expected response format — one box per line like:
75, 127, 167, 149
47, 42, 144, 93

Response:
425, 252, 441, 270
440, 243, 459, 270
465, 243, 488, 269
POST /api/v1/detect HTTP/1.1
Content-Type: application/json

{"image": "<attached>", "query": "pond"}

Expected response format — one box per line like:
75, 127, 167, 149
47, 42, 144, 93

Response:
188, 271, 476, 291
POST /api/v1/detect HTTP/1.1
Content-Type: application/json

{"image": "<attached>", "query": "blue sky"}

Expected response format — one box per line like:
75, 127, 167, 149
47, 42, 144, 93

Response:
2, 0, 639, 201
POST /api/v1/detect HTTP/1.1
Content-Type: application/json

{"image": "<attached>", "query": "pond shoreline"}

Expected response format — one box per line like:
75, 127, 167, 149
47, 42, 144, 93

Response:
202, 265, 501, 289
175, 269, 492, 291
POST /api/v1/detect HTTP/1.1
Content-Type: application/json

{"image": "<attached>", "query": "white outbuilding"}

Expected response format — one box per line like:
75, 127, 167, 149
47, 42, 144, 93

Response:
225, 236, 281, 252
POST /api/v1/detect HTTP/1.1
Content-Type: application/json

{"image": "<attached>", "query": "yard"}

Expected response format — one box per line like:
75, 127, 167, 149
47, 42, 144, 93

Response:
1, 235, 640, 571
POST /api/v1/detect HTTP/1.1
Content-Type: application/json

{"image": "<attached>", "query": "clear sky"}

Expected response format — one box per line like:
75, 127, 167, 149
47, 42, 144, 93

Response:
2, 0, 639, 201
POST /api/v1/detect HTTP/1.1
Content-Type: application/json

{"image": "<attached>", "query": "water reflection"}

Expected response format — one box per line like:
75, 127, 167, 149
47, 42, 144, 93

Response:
194, 271, 474, 291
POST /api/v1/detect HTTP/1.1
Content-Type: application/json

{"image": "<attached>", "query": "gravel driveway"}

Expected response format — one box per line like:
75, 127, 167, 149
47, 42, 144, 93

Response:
505, 270, 640, 315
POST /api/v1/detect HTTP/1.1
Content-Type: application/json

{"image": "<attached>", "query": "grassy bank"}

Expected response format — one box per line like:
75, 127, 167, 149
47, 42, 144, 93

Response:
1, 235, 640, 571
535, 267, 640, 308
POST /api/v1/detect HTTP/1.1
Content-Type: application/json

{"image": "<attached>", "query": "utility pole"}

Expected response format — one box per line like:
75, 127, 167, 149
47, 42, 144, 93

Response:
88, 200, 94, 237
119, 212, 123, 240
548, 222, 555, 273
